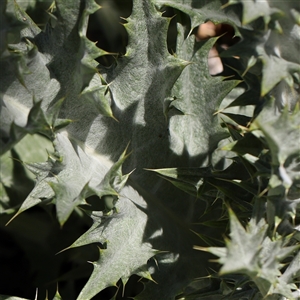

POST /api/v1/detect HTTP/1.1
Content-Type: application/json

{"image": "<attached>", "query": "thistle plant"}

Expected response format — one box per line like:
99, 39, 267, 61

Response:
0, 0, 299, 299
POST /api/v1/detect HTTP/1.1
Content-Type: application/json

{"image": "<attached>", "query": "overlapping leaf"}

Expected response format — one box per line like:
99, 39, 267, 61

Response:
65, 0, 225, 297
154, 0, 242, 29
223, 0, 300, 96
199, 209, 300, 299
68, 187, 156, 300
9, 132, 132, 226
2, 0, 299, 299
0, 134, 51, 214
224, 0, 283, 26
253, 102, 300, 167
0, 0, 107, 153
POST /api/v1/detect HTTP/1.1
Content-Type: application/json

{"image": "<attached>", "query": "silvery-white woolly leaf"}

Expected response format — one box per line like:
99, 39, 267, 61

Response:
0, 290, 62, 300
0, 148, 34, 214
259, 48, 300, 97
222, 0, 300, 97
1, 0, 267, 298
224, 0, 283, 26
202, 209, 300, 299
152, 0, 241, 158
66, 0, 189, 172
281, 251, 300, 284
1, 0, 113, 221
1, 6, 59, 146
69, 186, 157, 300
167, 23, 240, 158
0, 134, 52, 214
80, 76, 115, 119
1, 96, 72, 155
9, 131, 132, 226
0, 0, 105, 153
62, 0, 216, 297
251, 98, 300, 220
15, 0, 48, 12
253, 103, 300, 167
252, 100, 300, 232
154, 0, 242, 29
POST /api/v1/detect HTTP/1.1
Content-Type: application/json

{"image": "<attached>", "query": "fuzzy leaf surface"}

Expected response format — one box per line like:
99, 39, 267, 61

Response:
4, 0, 299, 299
205, 209, 300, 298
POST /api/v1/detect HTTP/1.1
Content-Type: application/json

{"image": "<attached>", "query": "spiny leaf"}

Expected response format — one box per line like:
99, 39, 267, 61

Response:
202, 208, 300, 298
8, 132, 126, 226
168, 24, 240, 157
154, 0, 242, 30
2, 0, 299, 299
253, 101, 300, 166
1, 0, 106, 154
260, 52, 300, 97
146, 167, 212, 196
80, 79, 116, 120
0, 0, 26, 57
69, 187, 157, 300
224, 0, 283, 26
281, 251, 300, 283
0, 95, 71, 155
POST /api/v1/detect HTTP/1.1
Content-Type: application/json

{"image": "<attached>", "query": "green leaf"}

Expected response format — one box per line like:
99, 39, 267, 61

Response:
2, 0, 299, 299
224, 0, 283, 26
253, 102, 300, 166
260, 52, 300, 97
51, 289, 63, 300
155, 0, 242, 29
205, 208, 300, 298
0, 1, 26, 57
1, 0, 105, 153
10, 133, 132, 226
281, 251, 300, 283
69, 187, 157, 300
147, 167, 212, 196
168, 24, 240, 157
0, 296, 29, 300
80, 79, 116, 120
220, 0, 300, 97
0, 134, 52, 214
